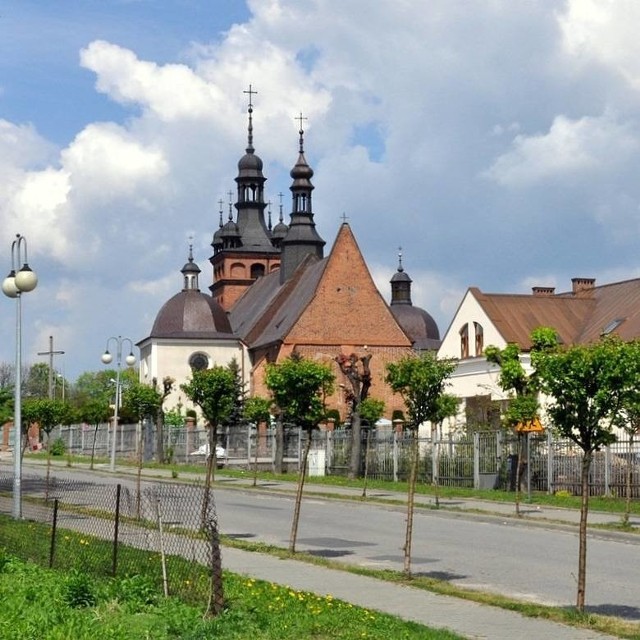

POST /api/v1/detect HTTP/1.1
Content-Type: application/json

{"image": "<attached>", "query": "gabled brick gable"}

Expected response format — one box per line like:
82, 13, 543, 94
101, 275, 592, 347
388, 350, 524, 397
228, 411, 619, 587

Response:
285, 224, 412, 346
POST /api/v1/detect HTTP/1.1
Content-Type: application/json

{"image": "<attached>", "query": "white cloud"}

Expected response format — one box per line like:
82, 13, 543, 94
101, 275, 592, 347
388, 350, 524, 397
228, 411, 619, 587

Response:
483, 112, 638, 187
560, 0, 640, 90
5, 1, 640, 379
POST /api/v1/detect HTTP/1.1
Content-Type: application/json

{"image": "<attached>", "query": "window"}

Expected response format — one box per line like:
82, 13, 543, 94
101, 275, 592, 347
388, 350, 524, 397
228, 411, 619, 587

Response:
459, 324, 469, 359
474, 322, 484, 356
189, 352, 209, 371
250, 263, 265, 279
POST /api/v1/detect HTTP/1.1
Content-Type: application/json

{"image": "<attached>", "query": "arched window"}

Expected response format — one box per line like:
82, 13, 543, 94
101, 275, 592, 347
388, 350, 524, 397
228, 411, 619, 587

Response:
189, 352, 209, 371
474, 322, 484, 356
251, 263, 265, 279
459, 324, 469, 359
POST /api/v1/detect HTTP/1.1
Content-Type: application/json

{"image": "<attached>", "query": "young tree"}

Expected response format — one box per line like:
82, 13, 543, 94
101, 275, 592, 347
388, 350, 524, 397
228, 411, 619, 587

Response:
385, 351, 456, 575
77, 398, 111, 470
485, 342, 540, 515
21, 397, 69, 499
181, 366, 236, 490
265, 353, 335, 553
335, 351, 372, 480
243, 395, 273, 486
181, 365, 236, 617
150, 376, 174, 464
531, 329, 626, 612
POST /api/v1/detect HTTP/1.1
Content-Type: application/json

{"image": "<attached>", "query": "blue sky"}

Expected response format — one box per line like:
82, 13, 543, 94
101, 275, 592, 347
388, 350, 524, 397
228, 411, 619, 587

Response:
2, 0, 640, 381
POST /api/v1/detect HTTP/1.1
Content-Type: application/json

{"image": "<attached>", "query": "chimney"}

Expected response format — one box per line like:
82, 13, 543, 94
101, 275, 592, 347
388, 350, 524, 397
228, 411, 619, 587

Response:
571, 277, 596, 295
532, 286, 555, 296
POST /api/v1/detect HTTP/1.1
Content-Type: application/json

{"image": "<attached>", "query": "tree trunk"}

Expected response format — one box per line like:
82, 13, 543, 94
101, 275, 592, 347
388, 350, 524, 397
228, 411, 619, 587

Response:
403, 429, 419, 576
576, 450, 592, 612
289, 430, 312, 553
274, 417, 284, 474
90, 424, 99, 470
201, 423, 217, 528
348, 409, 362, 480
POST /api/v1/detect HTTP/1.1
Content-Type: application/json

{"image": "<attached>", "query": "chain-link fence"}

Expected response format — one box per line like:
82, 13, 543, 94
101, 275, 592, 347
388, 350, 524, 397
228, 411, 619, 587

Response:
0, 472, 219, 602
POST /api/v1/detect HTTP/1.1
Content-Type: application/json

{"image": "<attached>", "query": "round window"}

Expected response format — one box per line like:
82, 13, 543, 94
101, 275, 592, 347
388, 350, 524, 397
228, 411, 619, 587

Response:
189, 352, 209, 371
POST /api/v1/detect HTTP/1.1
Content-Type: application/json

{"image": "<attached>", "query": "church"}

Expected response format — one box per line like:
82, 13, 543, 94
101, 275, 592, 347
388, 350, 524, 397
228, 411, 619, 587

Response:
137, 92, 441, 421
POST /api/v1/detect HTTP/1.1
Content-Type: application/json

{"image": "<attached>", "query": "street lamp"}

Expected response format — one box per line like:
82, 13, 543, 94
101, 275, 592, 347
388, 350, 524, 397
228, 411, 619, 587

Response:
101, 336, 136, 472
2, 234, 38, 519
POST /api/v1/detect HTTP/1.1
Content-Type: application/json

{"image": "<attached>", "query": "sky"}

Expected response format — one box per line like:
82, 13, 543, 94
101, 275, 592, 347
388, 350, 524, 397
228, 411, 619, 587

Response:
2, 0, 640, 383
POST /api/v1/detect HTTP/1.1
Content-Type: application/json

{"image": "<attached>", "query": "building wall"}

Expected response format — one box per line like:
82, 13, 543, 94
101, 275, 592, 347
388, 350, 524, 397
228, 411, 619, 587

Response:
139, 338, 250, 418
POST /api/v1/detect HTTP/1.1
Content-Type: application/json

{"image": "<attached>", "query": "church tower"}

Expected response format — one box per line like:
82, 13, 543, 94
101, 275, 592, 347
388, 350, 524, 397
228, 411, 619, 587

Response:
279, 115, 325, 283
210, 86, 283, 311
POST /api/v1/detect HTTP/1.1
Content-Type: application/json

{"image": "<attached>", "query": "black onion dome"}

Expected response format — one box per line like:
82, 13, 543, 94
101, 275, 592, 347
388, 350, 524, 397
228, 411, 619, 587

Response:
238, 148, 264, 174
150, 291, 232, 337
272, 220, 289, 239
391, 304, 440, 349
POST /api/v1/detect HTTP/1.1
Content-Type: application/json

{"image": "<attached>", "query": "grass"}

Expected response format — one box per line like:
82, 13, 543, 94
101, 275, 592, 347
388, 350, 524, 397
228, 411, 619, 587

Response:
0, 517, 462, 640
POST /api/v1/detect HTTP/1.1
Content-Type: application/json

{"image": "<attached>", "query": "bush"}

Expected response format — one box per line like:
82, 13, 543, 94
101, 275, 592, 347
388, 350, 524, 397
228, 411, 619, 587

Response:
50, 438, 66, 457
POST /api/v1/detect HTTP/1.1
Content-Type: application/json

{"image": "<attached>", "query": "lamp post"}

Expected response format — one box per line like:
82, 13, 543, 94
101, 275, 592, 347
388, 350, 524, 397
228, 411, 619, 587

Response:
2, 234, 38, 519
101, 336, 136, 472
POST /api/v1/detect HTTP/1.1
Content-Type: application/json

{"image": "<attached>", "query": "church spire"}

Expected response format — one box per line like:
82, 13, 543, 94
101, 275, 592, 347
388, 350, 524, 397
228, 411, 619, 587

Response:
232, 85, 275, 251
280, 113, 325, 283
181, 239, 201, 291
390, 247, 412, 305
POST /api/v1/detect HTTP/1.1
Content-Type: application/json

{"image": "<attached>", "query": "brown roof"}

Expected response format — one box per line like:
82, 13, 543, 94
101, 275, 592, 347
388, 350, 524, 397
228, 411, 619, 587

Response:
229, 254, 327, 349
472, 277, 640, 349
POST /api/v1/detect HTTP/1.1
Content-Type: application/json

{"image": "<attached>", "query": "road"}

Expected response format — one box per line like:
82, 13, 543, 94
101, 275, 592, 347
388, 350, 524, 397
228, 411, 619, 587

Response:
5, 463, 640, 620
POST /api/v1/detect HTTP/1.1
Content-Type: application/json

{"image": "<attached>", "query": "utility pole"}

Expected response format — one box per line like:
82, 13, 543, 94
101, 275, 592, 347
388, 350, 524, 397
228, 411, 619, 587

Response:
37, 335, 65, 399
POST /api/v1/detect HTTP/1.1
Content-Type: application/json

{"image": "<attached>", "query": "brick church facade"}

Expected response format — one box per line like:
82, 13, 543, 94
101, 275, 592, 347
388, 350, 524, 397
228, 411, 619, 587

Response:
139, 90, 441, 421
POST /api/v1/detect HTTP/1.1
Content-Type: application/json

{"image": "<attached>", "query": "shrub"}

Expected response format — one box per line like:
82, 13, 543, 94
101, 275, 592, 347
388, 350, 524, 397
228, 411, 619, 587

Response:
50, 438, 66, 457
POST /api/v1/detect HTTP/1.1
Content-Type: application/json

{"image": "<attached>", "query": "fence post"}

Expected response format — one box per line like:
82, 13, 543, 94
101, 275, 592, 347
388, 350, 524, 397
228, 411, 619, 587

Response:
473, 432, 480, 490
49, 498, 59, 569
247, 423, 252, 466
326, 429, 333, 473
547, 428, 553, 495
112, 483, 121, 577
393, 431, 398, 483
604, 445, 611, 497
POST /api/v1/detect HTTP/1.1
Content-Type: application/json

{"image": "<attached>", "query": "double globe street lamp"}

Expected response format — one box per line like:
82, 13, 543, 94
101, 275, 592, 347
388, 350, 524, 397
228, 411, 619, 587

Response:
2, 234, 38, 519
101, 337, 136, 472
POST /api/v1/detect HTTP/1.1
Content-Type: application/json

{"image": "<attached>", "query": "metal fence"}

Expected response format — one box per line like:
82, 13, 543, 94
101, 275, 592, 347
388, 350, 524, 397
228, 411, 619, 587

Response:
48, 423, 640, 497
0, 471, 217, 602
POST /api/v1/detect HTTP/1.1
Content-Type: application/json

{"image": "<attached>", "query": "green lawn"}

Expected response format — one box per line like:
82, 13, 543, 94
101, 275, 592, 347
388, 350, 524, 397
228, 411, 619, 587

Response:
0, 518, 462, 640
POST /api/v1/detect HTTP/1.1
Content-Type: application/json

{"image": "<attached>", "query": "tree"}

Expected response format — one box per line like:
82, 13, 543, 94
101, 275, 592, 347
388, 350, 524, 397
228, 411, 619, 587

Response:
243, 395, 273, 486
335, 352, 372, 480
181, 366, 236, 489
180, 365, 236, 617
23, 362, 51, 398
150, 376, 174, 464
265, 353, 335, 553
385, 351, 456, 575
21, 397, 69, 499
77, 398, 111, 470
531, 330, 626, 612
485, 342, 540, 515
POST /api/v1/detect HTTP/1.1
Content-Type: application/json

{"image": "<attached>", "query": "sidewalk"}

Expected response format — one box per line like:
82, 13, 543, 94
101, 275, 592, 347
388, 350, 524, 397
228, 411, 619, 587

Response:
3, 454, 628, 639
